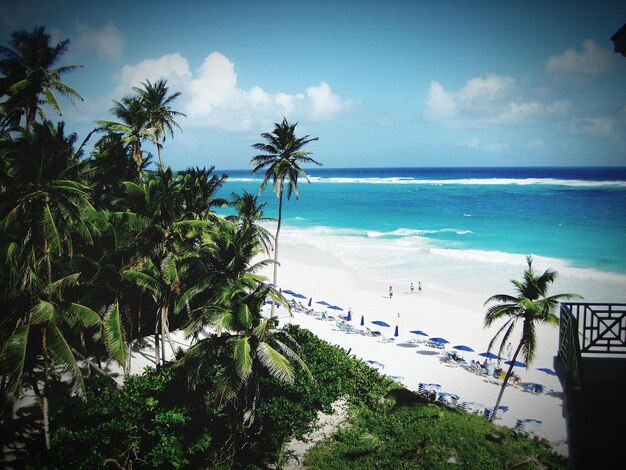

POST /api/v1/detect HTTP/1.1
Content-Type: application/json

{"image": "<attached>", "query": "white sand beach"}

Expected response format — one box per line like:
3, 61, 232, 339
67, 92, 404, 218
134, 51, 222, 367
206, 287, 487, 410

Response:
263, 236, 570, 456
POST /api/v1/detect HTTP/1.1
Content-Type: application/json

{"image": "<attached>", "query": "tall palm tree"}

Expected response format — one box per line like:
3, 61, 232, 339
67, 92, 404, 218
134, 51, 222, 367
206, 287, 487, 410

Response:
0, 26, 83, 130
250, 118, 320, 314
96, 96, 155, 173
134, 79, 186, 168
483, 255, 581, 422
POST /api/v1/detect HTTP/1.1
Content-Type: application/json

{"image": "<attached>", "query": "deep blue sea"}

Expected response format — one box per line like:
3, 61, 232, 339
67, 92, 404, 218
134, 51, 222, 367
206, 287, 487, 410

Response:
217, 167, 626, 302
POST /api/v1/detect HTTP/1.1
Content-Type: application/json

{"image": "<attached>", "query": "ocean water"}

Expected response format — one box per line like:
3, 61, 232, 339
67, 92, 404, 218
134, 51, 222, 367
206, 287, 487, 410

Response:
217, 167, 626, 303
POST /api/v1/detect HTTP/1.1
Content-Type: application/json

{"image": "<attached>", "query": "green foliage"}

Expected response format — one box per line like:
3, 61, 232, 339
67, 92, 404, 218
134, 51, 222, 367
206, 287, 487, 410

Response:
28, 370, 212, 469
303, 398, 567, 469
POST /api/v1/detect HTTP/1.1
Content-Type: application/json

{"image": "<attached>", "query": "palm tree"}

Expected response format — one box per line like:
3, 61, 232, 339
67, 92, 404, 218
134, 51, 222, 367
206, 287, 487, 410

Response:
185, 282, 311, 426
176, 166, 228, 221
96, 96, 155, 173
134, 79, 186, 168
0, 26, 83, 130
226, 191, 275, 255
250, 118, 320, 313
483, 255, 581, 422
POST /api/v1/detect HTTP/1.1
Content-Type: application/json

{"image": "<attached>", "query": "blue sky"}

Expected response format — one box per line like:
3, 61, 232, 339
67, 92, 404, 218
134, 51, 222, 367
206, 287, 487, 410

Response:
2, 0, 626, 169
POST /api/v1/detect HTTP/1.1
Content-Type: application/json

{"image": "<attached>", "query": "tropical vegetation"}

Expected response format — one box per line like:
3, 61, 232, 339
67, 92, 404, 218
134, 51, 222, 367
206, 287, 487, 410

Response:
1, 26, 567, 468
483, 255, 581, 422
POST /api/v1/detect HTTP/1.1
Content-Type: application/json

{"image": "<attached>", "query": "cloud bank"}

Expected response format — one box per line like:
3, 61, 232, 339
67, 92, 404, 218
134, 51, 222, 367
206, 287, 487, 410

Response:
111, 51, 353, 131
546, 39, 618, 75
424, 74, 569, 128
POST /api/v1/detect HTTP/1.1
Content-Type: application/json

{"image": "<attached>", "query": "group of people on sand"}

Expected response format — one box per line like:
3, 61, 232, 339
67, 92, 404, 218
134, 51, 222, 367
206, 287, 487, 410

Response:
388, 282, 422, 299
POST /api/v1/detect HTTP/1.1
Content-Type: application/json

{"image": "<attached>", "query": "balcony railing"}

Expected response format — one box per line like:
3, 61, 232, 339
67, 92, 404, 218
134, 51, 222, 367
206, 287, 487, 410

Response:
559, 303, 626, 388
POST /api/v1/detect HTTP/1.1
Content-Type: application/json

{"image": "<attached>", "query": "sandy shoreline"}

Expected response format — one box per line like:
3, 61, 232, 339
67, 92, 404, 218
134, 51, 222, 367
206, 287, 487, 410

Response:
265, 236, 569, 455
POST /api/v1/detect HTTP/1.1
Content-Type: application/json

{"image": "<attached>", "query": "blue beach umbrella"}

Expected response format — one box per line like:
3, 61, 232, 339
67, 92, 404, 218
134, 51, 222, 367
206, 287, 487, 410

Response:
316, 300, 331, 306
453, 345, 474, 352
505, 359, 527, 368
346, 309, 352, 321
360, 315, 365, 326
282, 289, 297, 296
328, 305, 344, 311
394, 325, 399, 337
409, 330, 429, 336
372, 320, 390, 327
292, 293, 307, 299
308, 297, 312, 307
479, 352, 501, 360
536, 367, 557, 376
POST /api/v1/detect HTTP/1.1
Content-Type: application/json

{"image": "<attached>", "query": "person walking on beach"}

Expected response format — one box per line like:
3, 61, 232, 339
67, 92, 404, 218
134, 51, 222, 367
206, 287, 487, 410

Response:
389, 285, 393, 299
410, 282, 415, 294
418, 282, 422, 294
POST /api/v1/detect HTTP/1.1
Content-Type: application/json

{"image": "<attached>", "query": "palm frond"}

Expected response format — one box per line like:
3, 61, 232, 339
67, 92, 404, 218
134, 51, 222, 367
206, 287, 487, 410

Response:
67, 303, 101, 328
29, 299, 55, 324
256, 341, 294, 383
103, 302, 126, 366
0, 323, 30, 402
273, 339, 313, 381
233, 337, 253, 381
46, 323, 86, 398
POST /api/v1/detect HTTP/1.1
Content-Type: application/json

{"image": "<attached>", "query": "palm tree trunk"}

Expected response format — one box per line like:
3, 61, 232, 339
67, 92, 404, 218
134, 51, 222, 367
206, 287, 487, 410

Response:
41, 329, 51, 449
42, 244, 52, 449
154, 316, 160, 367
270, 184, 284, 317
160, 306, 166, 365
162, 304, 175, 361
489, 341, 524, 423
123, 304, 132, 376
137, 291, 143, 346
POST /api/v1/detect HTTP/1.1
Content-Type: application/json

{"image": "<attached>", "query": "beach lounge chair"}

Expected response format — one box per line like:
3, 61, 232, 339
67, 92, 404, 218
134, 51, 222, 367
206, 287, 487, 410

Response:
514, 418, 543, 435
365, 328, 383, 337
522, 383, 545, 394
483, 405, 509, 420
365, 360, 385, 370
417, 383, 442, 400
459, 401, 485, 415
437, 391, 460, 406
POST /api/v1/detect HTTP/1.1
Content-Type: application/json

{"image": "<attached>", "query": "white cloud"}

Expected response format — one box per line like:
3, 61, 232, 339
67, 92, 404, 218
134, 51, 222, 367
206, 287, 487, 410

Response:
570, 117, 615, 136
457, 75, 514, 103
424, 74, 568, 127
458, 137, 509, 153
112, 51, 352, 131
74, 22, 125, 62
113, 53, 192, 98
424, 81, 457, 121
546, 40, 618, 75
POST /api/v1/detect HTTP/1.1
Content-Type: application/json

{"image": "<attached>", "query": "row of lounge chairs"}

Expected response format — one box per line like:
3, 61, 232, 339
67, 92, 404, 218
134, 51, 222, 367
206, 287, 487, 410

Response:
415, 382, 541, 432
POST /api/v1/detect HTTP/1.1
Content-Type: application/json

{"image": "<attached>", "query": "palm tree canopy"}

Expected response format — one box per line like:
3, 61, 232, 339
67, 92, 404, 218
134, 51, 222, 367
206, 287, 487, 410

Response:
250, 117, 321, 200
134, 78, 186, 142
96, 96, 155, 170
0, 26, 83, 129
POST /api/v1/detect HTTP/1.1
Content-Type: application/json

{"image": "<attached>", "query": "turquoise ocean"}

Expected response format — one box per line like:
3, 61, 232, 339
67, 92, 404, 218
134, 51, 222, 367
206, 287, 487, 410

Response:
217, 167, 626, 303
